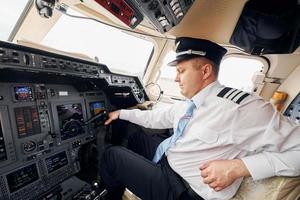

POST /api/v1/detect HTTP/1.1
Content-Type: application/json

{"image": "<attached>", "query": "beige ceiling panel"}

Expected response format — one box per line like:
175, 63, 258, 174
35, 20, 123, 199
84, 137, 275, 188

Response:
14, 5, 62, 43
166, 0, 247, 44
265, 53, 300, 79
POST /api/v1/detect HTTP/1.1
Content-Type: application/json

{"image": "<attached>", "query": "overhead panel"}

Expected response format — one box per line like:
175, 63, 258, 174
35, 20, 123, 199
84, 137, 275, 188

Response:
130, 0, 195, 33
93, 0, 143, 28
90, 0, 195, 32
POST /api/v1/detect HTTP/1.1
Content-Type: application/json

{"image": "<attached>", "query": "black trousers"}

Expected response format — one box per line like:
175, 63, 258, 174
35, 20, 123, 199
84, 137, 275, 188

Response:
100, 131, 203, 200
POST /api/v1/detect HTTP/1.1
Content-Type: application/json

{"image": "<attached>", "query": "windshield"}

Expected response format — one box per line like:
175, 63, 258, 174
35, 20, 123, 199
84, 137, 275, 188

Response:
42, 8, 153, 78
0, 0, 29, 41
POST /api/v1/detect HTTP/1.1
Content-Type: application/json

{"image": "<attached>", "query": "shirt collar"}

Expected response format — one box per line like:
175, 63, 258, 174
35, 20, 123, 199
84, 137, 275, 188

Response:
191, 81, 221, 108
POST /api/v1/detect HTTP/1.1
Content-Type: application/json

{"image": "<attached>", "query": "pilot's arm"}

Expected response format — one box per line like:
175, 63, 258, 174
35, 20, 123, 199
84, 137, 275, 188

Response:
200, 98, 300, 191
200, 150, 300, 191
105, 103, 179, 129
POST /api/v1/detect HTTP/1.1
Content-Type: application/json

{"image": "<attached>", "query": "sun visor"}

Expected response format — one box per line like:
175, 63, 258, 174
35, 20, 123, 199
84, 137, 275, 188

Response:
230, 0, 300, 55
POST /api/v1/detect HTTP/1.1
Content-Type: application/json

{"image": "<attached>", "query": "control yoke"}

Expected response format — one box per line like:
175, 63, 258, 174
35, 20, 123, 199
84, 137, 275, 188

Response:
84, 110, 109, 126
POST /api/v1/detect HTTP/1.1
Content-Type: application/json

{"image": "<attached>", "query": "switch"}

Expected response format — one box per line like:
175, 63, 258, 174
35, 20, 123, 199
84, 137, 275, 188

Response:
176, 12, 184, 18
170, 0, 179, 7
172, 3, 180, 10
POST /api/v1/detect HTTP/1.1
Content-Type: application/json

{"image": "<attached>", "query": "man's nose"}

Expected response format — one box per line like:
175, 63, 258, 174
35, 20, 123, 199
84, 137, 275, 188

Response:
175, 73, 179, 82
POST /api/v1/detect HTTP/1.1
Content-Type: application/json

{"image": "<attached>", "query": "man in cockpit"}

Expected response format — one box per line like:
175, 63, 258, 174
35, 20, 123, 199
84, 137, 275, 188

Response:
100, 37, 300, 200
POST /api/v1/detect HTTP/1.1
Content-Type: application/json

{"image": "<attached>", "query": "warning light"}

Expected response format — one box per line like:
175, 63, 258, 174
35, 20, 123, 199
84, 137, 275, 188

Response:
94, 0, 143, 28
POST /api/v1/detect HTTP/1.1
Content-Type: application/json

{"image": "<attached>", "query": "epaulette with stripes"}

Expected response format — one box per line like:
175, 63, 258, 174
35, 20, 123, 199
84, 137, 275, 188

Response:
217, 87, 250, 104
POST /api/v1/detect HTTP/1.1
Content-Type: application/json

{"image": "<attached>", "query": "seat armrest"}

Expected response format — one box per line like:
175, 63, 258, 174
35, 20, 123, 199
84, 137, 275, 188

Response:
231, 176, 300, 200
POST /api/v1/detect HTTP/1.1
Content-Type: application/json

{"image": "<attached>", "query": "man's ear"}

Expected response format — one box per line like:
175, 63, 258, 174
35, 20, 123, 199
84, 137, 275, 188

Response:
201, 64, 213, 79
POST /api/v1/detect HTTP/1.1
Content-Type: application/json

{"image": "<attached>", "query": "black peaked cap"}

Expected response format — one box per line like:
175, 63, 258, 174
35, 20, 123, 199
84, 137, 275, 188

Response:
168, 37, 227, 66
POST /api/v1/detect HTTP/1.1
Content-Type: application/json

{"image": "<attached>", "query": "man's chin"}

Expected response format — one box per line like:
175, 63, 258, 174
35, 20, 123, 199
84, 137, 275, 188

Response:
180, 90, 187, 98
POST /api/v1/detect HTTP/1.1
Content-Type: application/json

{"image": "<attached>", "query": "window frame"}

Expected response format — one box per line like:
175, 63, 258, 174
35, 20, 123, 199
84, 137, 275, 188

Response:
220, 52, 270, 94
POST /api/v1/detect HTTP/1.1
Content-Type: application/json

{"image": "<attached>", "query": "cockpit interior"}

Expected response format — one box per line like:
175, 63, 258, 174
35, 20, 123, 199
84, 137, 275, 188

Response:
0, 0, 300, 199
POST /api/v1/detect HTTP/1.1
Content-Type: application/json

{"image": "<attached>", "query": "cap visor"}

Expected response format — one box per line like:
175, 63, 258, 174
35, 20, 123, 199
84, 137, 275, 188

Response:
167, 55, 203, 66
167, 59, 178, 66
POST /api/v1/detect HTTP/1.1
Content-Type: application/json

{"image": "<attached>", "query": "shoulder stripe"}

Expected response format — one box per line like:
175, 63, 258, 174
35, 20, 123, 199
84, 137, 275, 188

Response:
232, 91, 245, 102
229, 89, 242, 99
231, 91, 242, 101
217, 87, 232, 98
226, 89, 238, 99
236, 93, 250, 104
217, 87, 251, 104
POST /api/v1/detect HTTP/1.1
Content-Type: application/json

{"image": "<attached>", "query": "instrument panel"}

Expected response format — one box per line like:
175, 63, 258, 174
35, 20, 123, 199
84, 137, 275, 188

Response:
0, 40, 149, 200
0, 82, 107, 199
0, 82, 110, 156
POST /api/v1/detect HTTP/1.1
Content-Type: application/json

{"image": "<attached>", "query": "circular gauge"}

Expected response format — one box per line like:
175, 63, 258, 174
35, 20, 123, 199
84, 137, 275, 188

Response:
61, 119, 84, 140
23, 140, 37, 153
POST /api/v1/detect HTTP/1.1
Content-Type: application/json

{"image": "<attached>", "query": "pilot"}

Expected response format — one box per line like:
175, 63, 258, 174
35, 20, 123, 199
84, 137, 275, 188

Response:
100, 37, 300, 200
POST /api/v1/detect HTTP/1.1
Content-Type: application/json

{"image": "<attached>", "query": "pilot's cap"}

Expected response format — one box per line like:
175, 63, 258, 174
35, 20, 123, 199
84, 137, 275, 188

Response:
168, 37, 227, 66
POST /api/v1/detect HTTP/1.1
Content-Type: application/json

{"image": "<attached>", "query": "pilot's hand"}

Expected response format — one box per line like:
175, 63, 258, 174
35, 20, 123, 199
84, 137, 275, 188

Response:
104, 110, 121, 125
199, 159, 250, 192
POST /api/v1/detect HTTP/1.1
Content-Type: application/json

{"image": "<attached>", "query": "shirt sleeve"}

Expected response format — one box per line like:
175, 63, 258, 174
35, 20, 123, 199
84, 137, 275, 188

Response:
242, 150, 300, 180
231, 97, 300, 180
119, 103, 180, 129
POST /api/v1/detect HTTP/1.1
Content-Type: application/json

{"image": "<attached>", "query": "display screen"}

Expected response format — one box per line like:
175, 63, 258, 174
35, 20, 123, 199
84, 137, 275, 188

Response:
45, 151, 68, 174
6, 164, 39, 193
57, 103, 84, 140
14, 106, 41, 138
89, 101, 105, 116
14, 86, 33, 101
0, 120, 7, 162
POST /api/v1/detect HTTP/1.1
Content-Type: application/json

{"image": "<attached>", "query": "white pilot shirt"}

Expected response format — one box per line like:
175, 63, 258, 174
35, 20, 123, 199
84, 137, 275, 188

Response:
119, 81, 300, 200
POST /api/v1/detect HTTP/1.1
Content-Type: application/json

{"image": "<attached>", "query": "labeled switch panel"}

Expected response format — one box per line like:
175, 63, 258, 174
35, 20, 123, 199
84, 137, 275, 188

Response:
284, 92, 300, 124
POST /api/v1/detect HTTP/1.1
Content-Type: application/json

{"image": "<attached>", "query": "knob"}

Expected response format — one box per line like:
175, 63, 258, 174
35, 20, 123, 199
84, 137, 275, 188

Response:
148, 0, 158, 10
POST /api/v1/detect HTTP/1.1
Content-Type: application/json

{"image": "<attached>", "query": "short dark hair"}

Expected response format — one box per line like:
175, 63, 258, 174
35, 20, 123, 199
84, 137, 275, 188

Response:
192, 57, 220, 77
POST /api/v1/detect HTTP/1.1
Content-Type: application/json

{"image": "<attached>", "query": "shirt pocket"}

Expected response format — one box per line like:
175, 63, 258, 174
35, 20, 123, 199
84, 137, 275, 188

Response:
194, 127, 219, 144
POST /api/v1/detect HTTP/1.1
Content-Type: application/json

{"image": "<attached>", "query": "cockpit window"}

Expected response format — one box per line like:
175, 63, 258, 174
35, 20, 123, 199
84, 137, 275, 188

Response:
42, 8, 153, 78
218, 57, 264, 92
0, 1, 29, 41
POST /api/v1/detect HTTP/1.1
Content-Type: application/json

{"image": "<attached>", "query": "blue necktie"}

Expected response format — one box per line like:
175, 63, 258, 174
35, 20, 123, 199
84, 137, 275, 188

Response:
153, 100, 196, 163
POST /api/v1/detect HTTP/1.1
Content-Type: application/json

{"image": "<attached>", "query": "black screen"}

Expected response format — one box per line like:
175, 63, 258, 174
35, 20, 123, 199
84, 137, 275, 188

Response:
57, 103, 84, 140
6, 164, 39, 193
45, 151, 68, 174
